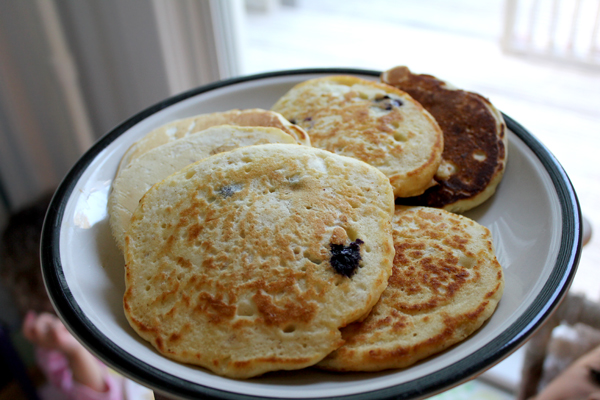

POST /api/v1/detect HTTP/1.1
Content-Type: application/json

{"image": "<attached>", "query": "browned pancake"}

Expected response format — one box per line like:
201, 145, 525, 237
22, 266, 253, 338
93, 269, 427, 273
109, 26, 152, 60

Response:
271, 75, 444, 198
382, 66, 507, 213
317, 206, 504, 372
123, 144, 396, 378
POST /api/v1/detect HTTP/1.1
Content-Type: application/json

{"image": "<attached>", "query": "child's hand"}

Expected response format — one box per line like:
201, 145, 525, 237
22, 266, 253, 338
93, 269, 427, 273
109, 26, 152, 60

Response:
22, 310, 108, 392
22, 311, 84, 357
535, 344, 600, 400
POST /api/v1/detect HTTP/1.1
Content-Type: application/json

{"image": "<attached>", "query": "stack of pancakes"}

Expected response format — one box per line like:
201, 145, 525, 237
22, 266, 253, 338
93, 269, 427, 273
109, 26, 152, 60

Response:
109, 68, 506, 379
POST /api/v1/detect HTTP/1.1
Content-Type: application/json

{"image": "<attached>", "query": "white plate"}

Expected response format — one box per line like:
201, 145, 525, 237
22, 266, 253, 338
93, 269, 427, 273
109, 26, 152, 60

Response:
41, 69, 582, 400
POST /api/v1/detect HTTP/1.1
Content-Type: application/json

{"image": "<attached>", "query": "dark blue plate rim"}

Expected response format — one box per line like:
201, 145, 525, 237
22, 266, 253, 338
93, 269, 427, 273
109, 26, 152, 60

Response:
40, 68, 582, 400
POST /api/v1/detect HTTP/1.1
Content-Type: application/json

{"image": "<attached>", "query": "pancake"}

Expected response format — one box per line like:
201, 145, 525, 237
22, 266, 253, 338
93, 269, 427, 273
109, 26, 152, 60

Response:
318, 205, 504, 372
271, 76, 444, 198
108, 125, 299, 252
381, 66, 507, 213
117, 108, 311, 175
123, 143, 396, 378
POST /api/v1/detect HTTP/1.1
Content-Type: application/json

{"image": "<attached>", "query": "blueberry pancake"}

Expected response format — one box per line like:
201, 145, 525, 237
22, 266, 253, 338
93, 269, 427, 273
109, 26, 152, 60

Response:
382, 66, 507, 212
317, 206, 504, 372
117, 109, 311, 175
271, 76, 444, 198
123, 144, 395, 378
108, 125, 298, 252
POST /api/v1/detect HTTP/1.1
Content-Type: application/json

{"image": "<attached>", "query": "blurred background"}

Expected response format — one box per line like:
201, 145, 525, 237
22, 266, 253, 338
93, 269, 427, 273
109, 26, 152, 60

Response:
0, 0, 598, 398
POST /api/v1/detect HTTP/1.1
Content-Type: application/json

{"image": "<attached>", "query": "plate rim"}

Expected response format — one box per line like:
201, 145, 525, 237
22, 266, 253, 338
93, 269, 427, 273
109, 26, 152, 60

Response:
40, 67, 583, 400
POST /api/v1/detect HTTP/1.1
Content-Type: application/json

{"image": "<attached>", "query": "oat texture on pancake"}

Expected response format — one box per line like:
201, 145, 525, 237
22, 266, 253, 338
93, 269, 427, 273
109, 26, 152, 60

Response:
117, 109, 310, 175
318, 206, 504, 372
108, 125, 299, 252
271, 76, 444, 198
123, 144, 395, 378
382, 66, 507, 213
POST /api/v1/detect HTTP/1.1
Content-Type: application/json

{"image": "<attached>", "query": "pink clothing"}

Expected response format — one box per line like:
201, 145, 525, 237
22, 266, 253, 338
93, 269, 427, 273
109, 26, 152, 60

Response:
36, 347, 123, 400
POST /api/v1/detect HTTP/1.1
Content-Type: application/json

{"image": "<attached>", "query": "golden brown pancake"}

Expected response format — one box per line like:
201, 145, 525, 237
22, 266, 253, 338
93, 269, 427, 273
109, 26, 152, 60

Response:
271, 76, 444, 198
382, 66, 507, 213
108, 125, 299, 252
318, 206, 504, 372
123, 144, 395, 378
117, 109, 310, 175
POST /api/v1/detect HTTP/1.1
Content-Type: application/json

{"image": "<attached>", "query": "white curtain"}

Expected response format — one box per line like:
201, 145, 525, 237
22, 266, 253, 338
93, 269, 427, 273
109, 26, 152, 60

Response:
0, 0, 243, 223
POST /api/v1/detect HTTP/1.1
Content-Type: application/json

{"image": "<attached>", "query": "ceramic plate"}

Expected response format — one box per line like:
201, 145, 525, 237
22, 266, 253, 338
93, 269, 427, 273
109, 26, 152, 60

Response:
41, 68, 582, 400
